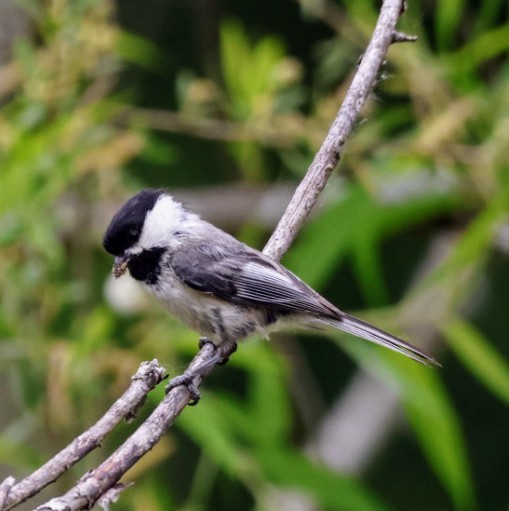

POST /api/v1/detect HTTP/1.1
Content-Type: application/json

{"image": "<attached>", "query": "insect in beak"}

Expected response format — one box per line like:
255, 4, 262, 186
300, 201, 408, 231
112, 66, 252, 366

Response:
113, 255, 130, 278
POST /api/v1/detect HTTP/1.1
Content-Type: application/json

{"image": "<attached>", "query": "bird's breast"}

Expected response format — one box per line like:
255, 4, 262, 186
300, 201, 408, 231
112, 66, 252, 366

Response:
143, 269, 276, 344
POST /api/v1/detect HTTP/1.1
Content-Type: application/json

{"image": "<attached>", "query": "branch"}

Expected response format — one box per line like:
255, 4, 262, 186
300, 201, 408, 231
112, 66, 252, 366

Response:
3, 1, 413, 509
1, 360, 166, 511
33, 344, 221, 511
264, 0, 414, 259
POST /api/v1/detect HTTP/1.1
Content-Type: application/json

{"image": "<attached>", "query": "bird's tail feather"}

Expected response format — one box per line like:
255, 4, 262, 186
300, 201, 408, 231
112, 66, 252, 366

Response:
323, 313, 439, 367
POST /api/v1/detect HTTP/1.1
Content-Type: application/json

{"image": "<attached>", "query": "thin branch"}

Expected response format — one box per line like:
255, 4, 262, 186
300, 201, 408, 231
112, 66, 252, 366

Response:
34, 344, 221, 511
4, 1, 411, 509
1, 360, 166, 511
391, 30, 418, 43
264, 0, 409, 259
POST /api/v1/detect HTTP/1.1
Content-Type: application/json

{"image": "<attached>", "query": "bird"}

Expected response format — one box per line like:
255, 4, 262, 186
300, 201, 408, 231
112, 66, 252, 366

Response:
103, 189, 438, 400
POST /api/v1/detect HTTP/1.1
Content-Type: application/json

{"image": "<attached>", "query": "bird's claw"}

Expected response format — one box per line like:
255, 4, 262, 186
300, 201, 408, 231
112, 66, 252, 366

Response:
198, 337, 237, 365
198, 336, 213, 349
165, 373, 201, 405
165, 339, 239, 405
218, 342, 237, 365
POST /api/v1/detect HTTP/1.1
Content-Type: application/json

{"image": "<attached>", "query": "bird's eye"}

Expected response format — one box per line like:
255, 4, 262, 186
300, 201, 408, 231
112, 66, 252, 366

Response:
127, 227, 141, 241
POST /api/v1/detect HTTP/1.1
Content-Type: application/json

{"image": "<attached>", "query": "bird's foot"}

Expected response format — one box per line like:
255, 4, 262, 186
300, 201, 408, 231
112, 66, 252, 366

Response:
198, 337, 237, 365
165, 372, 201, 405
198, 336, 213, 349
165, 339, 239, 405
217, 342, 237, 365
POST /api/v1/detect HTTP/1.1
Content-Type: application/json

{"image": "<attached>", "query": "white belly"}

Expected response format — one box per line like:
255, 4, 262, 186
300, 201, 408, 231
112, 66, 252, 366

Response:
142, 274, 269, 344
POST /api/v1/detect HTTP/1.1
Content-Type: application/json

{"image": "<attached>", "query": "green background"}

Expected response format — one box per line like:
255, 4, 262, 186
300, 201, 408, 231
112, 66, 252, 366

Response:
0, 0, 508, 509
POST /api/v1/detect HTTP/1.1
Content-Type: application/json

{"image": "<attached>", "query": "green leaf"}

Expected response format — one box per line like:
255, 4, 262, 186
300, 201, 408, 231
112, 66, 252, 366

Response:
256, 447, 393, 511
182, 342, 291, 448
435, 0, 464, 50
403, 366, 476, 511
351, 227, 390, 307
178, 395, 257, 479
448, 23, 509, 72
244, 343, 291, 447
220, 19, 285, 119
284, 182, 462, 294
415, 190, 508, 298
117, 30, 166, 70
341, 340, 477, 511
443, 319, 509, 406
473, 0, 507, 35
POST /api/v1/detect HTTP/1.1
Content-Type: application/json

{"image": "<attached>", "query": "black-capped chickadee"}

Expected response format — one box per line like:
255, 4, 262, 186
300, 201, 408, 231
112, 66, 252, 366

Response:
103, 189, 438, 398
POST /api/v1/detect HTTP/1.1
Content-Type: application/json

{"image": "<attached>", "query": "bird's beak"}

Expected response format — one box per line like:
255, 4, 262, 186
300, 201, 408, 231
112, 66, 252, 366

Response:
113, 254, 130, 278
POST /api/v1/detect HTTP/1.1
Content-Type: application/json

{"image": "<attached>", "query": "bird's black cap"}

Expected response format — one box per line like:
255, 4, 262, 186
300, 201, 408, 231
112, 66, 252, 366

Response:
103, 189, 165, 256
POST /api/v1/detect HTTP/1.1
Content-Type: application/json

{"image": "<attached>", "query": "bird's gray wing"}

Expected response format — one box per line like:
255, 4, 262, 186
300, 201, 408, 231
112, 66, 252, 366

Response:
171, 241, 336, 317
171, 239, 439, 367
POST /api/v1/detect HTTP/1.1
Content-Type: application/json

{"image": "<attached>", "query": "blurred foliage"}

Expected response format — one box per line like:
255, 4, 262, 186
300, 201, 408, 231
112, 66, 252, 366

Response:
0, 0, 508, 510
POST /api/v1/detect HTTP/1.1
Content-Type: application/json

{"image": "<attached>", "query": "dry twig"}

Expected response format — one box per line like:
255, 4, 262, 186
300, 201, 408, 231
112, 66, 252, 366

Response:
1, 361, 166, 511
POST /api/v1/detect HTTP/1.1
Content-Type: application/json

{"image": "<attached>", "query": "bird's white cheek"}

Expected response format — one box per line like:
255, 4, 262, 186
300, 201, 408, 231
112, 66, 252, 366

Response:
139, 195, 183, 248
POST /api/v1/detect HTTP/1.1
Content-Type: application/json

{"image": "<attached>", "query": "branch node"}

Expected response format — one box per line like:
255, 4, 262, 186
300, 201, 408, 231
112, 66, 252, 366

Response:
125, 360, 167, 421
391, 30, 418, 44
131, 359, 167, 386
97, 482, 134, 511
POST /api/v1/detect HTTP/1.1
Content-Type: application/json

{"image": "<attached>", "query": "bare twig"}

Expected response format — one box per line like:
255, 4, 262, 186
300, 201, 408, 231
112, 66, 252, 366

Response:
34, 344, 221, 511
1, 360, 166, 511
391, 30, 418, 43
263, 0, 410, 259
4, 1, 413, 509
